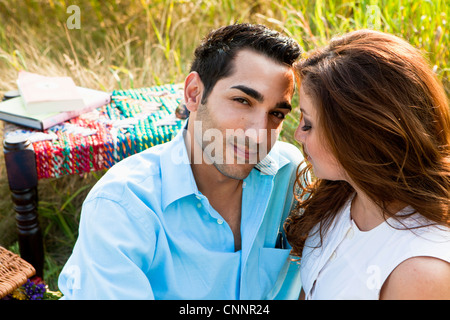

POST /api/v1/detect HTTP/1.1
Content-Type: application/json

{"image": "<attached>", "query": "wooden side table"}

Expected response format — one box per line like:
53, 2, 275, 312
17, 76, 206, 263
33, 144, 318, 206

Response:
2, 84, 186, 278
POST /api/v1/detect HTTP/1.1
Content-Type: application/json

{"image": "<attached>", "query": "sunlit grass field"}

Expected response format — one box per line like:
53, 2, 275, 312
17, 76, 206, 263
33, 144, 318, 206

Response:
0, 0, 448, 290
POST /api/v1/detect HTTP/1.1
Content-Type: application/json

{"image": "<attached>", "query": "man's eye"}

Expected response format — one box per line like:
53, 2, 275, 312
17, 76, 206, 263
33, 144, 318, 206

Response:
233, 97, 250, 105
272, 111, 286, 120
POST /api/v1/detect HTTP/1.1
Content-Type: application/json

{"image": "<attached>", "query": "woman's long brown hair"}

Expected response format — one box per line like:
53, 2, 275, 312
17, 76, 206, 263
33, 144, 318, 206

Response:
285, 29, 450, 258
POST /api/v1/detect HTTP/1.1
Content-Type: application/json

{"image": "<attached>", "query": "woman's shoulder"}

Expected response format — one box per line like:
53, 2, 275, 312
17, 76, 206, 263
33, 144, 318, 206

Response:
380, 211, 450, 299
380, 255, 450, 299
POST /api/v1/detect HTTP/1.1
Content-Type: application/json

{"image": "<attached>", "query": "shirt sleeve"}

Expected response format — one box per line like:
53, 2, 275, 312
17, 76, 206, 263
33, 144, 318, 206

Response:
58, 195, 158, 299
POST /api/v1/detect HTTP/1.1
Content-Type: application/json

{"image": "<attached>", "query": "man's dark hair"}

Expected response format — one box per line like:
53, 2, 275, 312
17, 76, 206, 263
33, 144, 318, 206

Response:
190, 23, 301, 103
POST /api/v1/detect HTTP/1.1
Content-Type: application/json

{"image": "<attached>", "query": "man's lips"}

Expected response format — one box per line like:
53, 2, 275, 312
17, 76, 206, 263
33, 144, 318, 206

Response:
234, 144, 258, 160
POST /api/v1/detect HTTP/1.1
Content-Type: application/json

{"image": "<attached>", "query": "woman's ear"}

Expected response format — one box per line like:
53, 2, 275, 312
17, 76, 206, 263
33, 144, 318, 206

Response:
184, 72, 203, 112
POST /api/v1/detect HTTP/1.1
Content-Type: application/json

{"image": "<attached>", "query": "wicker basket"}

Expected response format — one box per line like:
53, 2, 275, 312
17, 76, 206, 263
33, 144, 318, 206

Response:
0, 246, 36, 298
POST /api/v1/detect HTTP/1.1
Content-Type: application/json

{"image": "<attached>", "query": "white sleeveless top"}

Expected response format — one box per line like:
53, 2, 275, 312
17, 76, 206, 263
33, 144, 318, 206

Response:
300, 197, 450, 300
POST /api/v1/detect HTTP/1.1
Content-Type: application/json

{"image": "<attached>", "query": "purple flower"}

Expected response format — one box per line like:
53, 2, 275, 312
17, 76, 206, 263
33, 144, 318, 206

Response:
22, 279, 47, 300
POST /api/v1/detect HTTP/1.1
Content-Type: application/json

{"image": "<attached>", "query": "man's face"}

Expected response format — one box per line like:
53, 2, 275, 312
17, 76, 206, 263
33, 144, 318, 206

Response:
188, 49, 295, 180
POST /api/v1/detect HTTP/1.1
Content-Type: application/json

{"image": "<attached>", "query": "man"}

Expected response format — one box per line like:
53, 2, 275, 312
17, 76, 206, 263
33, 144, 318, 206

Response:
58, 23, 303, 299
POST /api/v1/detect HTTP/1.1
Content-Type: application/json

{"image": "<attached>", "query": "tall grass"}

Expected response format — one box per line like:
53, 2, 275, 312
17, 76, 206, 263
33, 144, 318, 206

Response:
0, 0, 448, 290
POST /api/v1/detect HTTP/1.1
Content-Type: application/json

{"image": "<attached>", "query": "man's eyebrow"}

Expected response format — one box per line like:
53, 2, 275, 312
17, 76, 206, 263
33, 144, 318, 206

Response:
276, 101, 292, 111
230, 85, 264, 102
300, 108, 308, 115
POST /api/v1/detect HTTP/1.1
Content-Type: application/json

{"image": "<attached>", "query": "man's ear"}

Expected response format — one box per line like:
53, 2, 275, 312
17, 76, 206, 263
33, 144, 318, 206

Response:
184, 72, 204, 112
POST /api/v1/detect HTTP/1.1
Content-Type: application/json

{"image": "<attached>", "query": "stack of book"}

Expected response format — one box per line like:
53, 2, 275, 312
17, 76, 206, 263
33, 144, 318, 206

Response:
0, 71, 111, 130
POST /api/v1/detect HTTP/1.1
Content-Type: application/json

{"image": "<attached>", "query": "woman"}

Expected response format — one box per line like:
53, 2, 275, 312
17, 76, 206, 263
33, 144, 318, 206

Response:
285, 29, 450, 299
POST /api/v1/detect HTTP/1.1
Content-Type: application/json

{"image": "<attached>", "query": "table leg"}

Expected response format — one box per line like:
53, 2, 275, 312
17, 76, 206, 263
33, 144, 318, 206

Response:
3, 136, 43, 278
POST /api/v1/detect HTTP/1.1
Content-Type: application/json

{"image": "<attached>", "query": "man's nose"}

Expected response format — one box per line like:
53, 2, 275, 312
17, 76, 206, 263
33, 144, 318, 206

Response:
245, 113, 268, 144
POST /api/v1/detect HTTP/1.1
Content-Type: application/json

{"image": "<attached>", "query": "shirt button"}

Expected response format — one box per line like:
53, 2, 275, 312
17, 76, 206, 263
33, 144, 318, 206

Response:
346, 227, 354, 239
196, 203, 202, 208
217, 219, 224, 225
242, 182, 246, 188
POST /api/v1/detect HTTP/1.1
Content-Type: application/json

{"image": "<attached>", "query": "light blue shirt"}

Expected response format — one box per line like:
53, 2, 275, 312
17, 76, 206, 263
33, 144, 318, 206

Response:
58, 127, 303, 299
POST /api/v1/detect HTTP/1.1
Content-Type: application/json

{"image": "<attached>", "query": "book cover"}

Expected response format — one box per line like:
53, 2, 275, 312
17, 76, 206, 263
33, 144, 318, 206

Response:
0, 87, 111, 130
17, 71, 86, 114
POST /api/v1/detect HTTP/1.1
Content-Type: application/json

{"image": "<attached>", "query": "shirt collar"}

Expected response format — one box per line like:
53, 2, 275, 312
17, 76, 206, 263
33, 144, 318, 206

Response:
160, 120, 291, 210
255, 154, 280, 175
255, 140, 290, 175
160, 126, 199, 211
